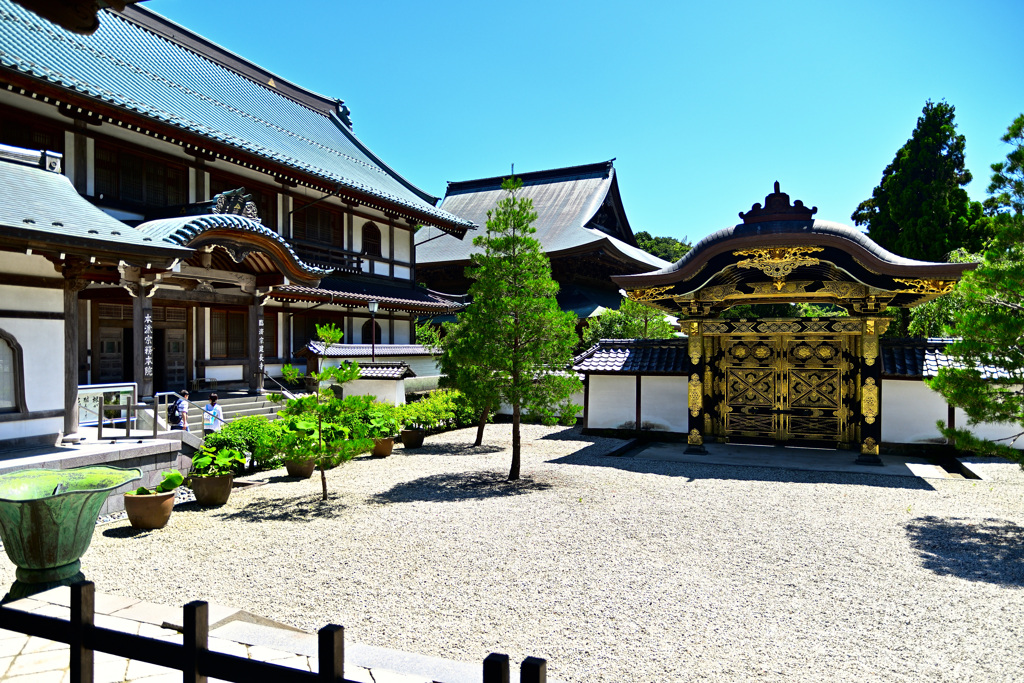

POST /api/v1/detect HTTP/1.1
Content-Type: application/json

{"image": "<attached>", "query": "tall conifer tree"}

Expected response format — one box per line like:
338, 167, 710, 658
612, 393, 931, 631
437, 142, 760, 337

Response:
442, 178, 581, 480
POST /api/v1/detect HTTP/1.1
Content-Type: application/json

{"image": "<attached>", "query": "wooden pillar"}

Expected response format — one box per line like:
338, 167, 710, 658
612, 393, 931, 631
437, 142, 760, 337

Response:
63, 275, 88, 437
132, 287, 154, 399
685, 320, 707, 453
855, 317, 884, 465
248, 299, 263, 392
195, 305, 206, 387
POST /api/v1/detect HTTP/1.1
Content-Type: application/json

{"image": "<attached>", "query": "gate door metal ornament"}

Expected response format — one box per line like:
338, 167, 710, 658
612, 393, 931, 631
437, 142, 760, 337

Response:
719, 328, 848, 446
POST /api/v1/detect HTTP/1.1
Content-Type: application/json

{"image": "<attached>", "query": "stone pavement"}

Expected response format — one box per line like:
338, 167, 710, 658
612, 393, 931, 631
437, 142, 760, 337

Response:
0, 586, 489, 682
626, 441, 974, 479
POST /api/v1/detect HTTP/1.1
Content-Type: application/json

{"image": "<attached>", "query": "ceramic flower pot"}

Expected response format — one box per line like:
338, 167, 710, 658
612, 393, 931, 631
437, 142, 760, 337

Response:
400, 429, 425, 449
188, 474, 233, 506
373, 437, 395, 457
0, 466, 141, 589
124, 490, 176, 529
284, 458, 316, 479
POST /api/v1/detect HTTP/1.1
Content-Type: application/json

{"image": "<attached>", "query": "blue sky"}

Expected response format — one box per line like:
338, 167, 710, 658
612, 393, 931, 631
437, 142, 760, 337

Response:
148, 0, 1023, 246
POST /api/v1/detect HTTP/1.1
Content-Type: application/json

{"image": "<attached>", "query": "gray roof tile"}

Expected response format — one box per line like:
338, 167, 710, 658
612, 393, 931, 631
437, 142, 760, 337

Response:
573, 338, 690, 374
0, 1, 473, 231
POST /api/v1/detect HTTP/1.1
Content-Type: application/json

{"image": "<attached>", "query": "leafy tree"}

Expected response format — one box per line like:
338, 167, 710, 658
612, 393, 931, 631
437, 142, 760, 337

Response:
634, 231, 692, 262
440, 177, 582, 480
905, 249, 978, 337
581, 297, 676, 349
929, 114, 1024, 462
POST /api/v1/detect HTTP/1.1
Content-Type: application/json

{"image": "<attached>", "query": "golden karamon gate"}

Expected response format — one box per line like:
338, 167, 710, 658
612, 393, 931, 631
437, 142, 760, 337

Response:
613, 183, 974, 464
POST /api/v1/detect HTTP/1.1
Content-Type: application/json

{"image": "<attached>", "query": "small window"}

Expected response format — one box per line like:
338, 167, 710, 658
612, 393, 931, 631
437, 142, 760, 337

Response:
361, 319, 382, 345
362, 223, 382, 258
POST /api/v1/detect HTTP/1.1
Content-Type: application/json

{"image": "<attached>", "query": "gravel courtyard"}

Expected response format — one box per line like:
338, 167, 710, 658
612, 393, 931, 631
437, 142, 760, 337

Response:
10, 425, 1024, 682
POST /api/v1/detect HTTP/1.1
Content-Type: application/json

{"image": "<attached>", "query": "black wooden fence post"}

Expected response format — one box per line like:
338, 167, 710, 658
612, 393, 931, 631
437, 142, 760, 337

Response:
318, 624, 344, 682
483, 653, 510, 683
70, 581, 95, 683
183, 601, 209, 683
520, 656, 546, 683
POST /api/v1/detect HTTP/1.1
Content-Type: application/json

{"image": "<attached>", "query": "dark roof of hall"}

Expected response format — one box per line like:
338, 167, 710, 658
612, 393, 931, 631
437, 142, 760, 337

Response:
0, 0, 473, 232
881, 338, 1010, 379
0, 145, 188, 260
416, 160, 668, 270
573, 338, 691, 374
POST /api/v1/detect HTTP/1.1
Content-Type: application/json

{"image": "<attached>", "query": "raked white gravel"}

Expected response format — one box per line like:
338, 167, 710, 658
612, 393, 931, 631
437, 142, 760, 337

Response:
6, 424, 1023, 682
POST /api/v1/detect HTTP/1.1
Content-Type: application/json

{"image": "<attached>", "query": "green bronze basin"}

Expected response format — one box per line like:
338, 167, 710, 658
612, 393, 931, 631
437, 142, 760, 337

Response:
0, 466, 141, 586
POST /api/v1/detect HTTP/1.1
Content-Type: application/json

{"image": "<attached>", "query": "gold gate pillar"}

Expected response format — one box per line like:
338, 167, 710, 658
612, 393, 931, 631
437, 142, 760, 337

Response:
855, 317, 886, 465
685, 320, 708, 453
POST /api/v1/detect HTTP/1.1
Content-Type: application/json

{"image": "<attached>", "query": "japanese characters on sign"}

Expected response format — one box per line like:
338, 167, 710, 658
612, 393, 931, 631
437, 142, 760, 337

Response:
257, 316, 265, 372
143, 312, 154, 379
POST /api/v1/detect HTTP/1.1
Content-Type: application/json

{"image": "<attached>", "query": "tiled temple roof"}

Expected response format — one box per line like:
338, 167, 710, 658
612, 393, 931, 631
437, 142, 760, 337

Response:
573, 338, 690, 374
881, 338, 1010, 380
0, 0, 474, 233
299, 342, 434, 358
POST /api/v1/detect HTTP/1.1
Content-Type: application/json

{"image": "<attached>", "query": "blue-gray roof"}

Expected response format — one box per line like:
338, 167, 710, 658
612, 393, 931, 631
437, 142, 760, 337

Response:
418, 161, 667, 270
881, 338, 1011, 380
573, 338, 691, 374
135, 214, 332, 279
0, 147, 188, 259
0, 0, 473, 232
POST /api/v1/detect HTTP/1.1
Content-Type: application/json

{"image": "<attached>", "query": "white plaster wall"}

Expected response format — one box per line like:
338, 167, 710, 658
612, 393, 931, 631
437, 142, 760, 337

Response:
0, 285, 62, 314
1, 416, 62, 443
640, 376, 688, 432
373, 261, 388, 277
394, 228, 411, 262
394, 265, 411, 280
588, 375, 638, 429
0, 252, 63, 279
264, 363, 285, 378
345, 379, 405, 405
205, 365, 244, 382
881, 379, 947, 444
954, 394, 1024, 449
393, 320, 411, 344
0, 317, 64, 413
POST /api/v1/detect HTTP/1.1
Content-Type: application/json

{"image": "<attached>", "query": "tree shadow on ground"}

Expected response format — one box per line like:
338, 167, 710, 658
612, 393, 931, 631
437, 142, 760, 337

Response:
370, 471, 552, 505
546, 449, 936, 490
906, 516, 1024, 586
210, 495, 350, 523
351, 443, 504, 460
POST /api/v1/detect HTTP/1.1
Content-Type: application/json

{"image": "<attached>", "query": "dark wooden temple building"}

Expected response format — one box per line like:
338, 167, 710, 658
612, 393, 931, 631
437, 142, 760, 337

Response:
416, 161, 668, 318
0, 0, 473, 445
578, 183, 978, 462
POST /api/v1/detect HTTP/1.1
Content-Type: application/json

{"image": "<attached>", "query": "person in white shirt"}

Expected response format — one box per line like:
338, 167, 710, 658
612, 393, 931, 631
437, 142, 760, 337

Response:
202, 393, 225, 436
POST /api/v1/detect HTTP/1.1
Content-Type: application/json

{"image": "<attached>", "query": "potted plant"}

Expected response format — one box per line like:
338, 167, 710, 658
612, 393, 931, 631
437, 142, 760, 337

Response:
398, 401, 430, 449
187, 446, 244, 506
123, 470, 183, 529
278, 416, 320, 479
367, 402, 400, 457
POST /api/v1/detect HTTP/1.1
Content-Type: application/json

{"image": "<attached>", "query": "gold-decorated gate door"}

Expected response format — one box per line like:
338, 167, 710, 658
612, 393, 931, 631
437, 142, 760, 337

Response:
721, 333, 847, 446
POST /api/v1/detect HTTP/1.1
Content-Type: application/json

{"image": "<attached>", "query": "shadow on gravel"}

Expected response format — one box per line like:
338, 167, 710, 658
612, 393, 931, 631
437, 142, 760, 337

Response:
547, 450, 936, 490
102, 526, 157, 539
210, 496, 350, 523
906, 516, 1024, 585
371, 471, 552, 505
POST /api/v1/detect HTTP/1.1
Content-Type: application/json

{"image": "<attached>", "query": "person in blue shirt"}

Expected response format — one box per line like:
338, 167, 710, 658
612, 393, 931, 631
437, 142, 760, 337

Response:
202, 393, 225, 436
170, 389, 189, 431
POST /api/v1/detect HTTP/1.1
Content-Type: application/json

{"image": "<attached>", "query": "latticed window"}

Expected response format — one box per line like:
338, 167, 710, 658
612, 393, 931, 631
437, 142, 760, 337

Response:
362, 223, 382, 258
94, 143, 186, 207
210, 310, 247, 358
292, 202, 339, 244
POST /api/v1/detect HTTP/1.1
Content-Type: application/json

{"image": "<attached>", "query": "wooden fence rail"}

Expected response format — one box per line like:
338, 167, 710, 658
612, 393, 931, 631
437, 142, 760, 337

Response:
0, 581, 547, 683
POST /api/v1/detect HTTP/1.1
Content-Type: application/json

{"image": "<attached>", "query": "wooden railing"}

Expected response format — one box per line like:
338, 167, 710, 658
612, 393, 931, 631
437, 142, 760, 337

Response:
0, 582, 548, 683
291, 240, 363, 273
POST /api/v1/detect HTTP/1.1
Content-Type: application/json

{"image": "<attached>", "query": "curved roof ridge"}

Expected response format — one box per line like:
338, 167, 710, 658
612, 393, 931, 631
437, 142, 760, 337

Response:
135, 214, 332, 278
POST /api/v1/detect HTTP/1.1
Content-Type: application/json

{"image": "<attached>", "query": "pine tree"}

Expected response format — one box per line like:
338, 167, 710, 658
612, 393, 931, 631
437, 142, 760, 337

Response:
929, 114, 1024, 462
581, 297, 676, 349
441, 178, 582, 480
852, 100, 989, 263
